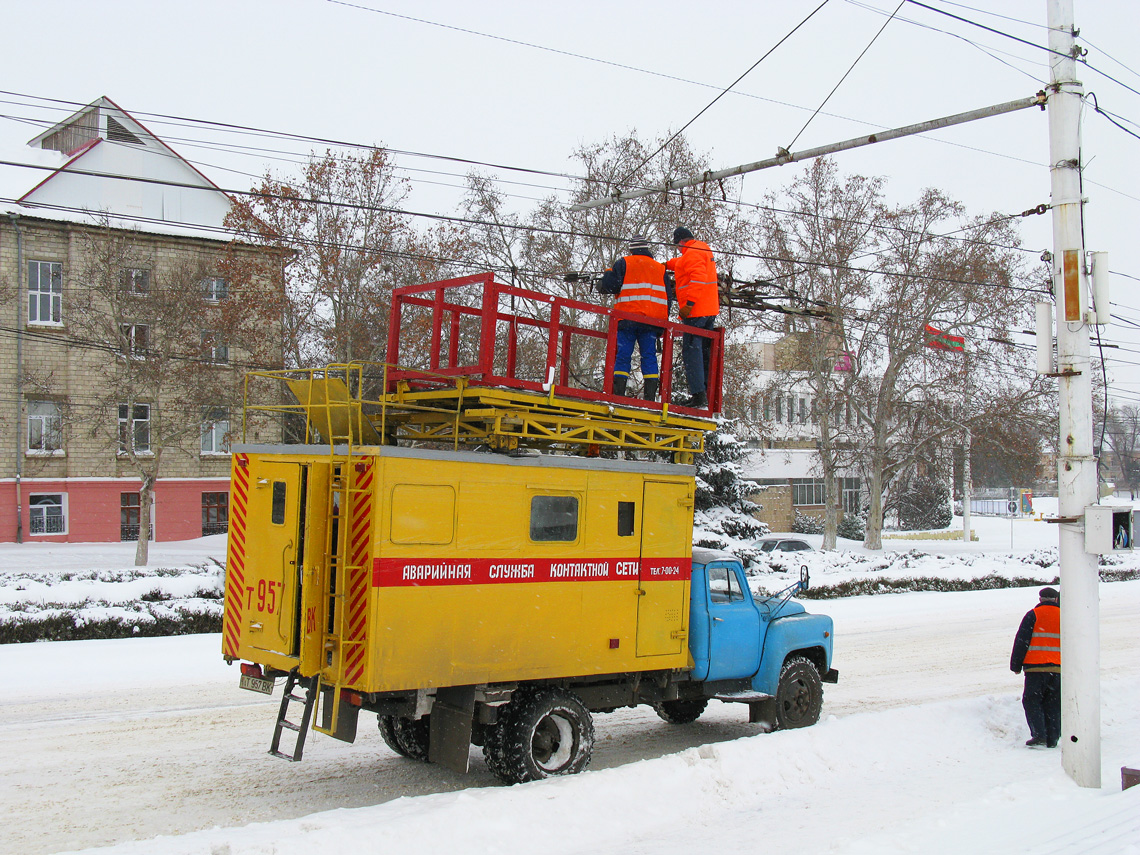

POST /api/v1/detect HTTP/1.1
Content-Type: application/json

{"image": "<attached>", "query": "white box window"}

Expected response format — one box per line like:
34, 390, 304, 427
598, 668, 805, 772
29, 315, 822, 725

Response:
201, 331, 228, 364
119, 323, 149, 358
120, 268, 150, 294
29, 493, 66, 535
201, 407, 230, 455
27, 400, 63, 454
28, 260, 63, 325
201, 277, 228, 302
118, 403, 151, 454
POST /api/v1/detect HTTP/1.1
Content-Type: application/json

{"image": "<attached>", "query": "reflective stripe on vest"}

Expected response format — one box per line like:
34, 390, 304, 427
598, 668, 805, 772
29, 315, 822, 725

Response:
1024, 603, 1061, 666
615, 255, 668, 320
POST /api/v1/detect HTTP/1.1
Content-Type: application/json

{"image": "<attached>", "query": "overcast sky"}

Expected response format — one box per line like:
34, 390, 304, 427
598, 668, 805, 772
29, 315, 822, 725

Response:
5, 0, 1140, 395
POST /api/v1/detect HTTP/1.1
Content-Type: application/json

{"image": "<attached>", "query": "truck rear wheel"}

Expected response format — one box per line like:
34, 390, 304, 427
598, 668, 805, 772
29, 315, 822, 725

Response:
775, 656, 823, 729
383, 715, 431, 761
483, 688, 594, 784
377, 715, 408, 757
653, 698, 708, 724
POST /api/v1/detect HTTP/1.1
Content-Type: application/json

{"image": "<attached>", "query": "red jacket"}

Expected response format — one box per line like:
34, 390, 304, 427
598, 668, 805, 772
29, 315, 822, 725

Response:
665, 239, 718, 318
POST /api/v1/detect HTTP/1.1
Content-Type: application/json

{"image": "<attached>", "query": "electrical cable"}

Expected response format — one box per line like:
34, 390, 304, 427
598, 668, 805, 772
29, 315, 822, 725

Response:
615, 0, 834, 185
785, 1, 905, 152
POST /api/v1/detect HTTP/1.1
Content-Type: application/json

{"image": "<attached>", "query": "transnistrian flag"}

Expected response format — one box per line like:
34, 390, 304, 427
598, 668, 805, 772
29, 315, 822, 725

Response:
924, 324, 965, 352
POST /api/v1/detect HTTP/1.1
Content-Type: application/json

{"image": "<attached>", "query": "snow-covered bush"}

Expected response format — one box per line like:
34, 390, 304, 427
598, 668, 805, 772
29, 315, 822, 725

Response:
836, 512, 865, 541
898, 476, 952, 531
793, 511, 824, 534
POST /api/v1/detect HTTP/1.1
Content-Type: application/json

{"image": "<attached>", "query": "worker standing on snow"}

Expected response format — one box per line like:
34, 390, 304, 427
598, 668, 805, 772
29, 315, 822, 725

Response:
1009, 586, 1061, 748
665, 226, 718, 409
598, 236, 670, 401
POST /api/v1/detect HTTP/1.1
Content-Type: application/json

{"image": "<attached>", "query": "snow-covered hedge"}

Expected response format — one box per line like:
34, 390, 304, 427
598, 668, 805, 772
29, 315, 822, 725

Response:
0, 562, 224, 644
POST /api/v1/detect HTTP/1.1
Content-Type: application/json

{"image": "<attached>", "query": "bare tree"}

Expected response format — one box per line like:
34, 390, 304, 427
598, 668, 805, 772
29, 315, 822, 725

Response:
69, 222, 274, 565
225, 147, 416, 367
1104, 403, 1140, 498
747, 159, 882, 549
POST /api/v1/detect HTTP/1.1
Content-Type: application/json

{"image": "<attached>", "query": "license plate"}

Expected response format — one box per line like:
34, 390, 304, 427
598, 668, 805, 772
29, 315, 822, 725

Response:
239, 674, 274, 695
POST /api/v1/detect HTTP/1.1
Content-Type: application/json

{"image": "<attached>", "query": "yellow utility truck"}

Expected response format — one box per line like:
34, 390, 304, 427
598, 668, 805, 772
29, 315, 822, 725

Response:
223, 275, 836, 784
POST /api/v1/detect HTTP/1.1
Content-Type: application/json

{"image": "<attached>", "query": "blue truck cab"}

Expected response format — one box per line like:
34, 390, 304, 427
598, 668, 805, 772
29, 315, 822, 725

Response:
669, 547, 838, 730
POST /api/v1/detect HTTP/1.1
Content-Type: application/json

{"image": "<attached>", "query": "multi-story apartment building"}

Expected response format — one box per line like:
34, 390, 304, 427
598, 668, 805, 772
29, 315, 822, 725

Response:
1, 97, 279, 543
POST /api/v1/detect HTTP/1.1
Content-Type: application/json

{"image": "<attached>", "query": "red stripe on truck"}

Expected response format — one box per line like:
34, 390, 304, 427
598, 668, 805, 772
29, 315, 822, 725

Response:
372, 557, 691, 587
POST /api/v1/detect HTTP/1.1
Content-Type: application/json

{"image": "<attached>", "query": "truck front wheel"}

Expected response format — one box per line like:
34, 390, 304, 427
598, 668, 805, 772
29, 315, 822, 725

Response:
775, 656, 823, 729
653, 698, 708, 724
484, 688, 594, 784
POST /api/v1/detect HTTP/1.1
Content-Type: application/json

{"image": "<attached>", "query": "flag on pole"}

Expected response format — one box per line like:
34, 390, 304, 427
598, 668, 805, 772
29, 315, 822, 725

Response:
924, 324, 965, 352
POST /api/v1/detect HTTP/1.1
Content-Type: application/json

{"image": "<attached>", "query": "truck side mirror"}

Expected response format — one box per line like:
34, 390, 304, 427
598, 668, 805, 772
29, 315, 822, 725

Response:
799, 565, 810, 591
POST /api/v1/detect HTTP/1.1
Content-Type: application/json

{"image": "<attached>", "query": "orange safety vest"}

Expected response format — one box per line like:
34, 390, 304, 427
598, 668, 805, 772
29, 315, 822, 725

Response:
1023, 603, 1060, 667
666, 239, 719, 318
614, 254, 668, 320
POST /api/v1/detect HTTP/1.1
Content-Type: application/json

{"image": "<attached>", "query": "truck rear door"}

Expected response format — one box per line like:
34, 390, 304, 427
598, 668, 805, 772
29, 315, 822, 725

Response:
244, 461, 308, 659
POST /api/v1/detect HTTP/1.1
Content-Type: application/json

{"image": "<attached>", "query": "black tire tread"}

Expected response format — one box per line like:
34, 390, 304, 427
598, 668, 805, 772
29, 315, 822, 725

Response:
775, 655, 823, 730
653, 698, 709, 724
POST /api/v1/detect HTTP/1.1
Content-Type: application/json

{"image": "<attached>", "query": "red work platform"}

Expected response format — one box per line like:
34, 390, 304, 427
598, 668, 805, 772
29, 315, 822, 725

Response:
384, 273, 723, 417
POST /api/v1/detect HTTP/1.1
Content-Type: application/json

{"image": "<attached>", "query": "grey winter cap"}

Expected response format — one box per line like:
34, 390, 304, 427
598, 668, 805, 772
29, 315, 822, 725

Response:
1039, 587, 1059, 603
628, 236, 649, 252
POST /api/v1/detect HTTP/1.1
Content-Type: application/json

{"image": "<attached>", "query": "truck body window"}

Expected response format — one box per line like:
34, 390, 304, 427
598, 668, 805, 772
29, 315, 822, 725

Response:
530, 495, 578, 542
271, 481, 287, 525
617, 501, 635, 537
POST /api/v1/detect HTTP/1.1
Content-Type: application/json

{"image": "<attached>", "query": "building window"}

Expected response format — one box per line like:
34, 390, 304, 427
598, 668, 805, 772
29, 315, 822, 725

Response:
118, 403, 151, 454
792, 479, 826, 506
201, 277, 229, 302
841, 478, 862, 514
119, 323, 149, 358
530, 495, 579, 542
121, 492, 142, 540
774, 396, 782, 422
201, 408, 230, 455
202, 492, 228, 536
798, 397, 808, 424
201, 331, 228, 364
786, 396, 794, 424
29, 494, 66, 535
120, 268, 150, 294
28, 260, 63, 325
27, 400, 63, 453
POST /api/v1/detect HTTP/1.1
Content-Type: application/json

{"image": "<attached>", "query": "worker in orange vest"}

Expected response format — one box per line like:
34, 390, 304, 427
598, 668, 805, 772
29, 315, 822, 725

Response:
1010, 587, 1061, 748
598, 236, 670, 400
665, 226, 718, 408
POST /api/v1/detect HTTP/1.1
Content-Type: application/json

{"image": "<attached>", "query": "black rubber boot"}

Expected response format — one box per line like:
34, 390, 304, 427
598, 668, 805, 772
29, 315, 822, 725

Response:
643, 378, 659, 401
684, 391, 708, 409
612, 375, 628, 397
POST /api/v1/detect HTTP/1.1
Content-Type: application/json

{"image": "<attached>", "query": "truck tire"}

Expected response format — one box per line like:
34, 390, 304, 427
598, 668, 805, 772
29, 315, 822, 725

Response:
653, 698, 708, 724
390, 715, 431, 762
377, 715, 410, 758
775, 656, 823, 730
483, 688, 594, 784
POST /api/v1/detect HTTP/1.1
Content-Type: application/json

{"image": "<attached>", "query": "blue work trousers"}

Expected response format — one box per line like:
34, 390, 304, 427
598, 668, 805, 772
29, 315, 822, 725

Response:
614, 322, 660, 379
681, 315, 716, 396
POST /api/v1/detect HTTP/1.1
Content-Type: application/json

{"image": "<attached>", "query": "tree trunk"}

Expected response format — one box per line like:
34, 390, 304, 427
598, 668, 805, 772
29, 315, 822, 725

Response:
822, 467, 838, 551
863, 440, 886, 550
135, 471, 156, 566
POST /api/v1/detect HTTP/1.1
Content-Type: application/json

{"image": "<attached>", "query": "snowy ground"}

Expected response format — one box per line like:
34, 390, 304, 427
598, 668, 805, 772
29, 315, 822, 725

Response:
1, 516, 1138, 854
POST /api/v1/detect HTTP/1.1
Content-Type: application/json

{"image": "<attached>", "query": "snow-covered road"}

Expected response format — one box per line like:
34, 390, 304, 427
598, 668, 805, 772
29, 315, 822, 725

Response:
2, 582, 1138, 855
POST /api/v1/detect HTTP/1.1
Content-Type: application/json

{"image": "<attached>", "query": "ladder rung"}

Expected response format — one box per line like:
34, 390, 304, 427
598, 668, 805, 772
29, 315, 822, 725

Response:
280, 721, 302, 732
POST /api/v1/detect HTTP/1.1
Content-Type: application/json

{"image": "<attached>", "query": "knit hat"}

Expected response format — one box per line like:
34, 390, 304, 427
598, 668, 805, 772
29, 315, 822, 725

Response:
628, 236, 649, 252
672, 226, 694, 245
1039, 587, 1059, 603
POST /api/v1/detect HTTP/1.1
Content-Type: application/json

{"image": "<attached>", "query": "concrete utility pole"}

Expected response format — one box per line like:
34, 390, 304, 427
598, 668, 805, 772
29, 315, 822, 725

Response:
1046, 0, 1100, 788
